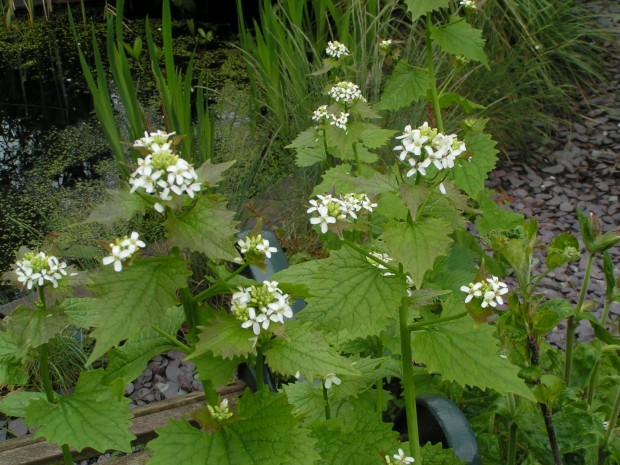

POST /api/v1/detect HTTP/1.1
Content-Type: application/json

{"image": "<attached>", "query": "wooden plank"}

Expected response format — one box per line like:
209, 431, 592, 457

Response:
0, 382, 245, 465
108, 450, 153, 465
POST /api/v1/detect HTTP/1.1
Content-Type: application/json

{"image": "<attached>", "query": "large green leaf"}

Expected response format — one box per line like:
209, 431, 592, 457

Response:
357, 124, 397, 149
62, 297, 99, 329
0, 331, 20, 361
431, 16, 488, 67
87, 256, 191, 363
189, 311, 256, 360
24, 370, 135, 453
273, 247, 407, 339
166, 194, 239, 261
411, 318, 535, 400
380, 218, 454, 287
266, 322, 360, 383
195, 160, 235, 187
420, 442, 466, 465
452, 132, 498, 198
375, 61, 430, 111
546, 232, 581, 270
85, 188, 147, 226
474, 191, 524, 236
312, 165, 398, 197
309, 406, 399, 465
404, 0, 450, 22
147, 390, 320, 465
192, 351, 242, 389
0, 391, 47, 417
103, 306, 184, 384
8, 305, 68, 351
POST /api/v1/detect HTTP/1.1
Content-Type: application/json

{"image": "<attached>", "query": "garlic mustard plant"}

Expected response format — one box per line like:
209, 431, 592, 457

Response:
327, 81, 366, 105
102, 232, 146, 272
385, 448, 415, 465
14, 251, 70, 289
461, 276, 509, 308
307, 193, 375, 234
325, 40, 349, 59
207, 398, 234, 422
230, 281, 293, 336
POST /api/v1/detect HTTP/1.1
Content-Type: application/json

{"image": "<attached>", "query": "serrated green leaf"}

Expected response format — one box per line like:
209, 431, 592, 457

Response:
266, 322, 360, 382
273, 247, 407, 339
603, 251, 615, 299
87, 256, 191, 363
411, 318, 535, 400
474, 191, 524, 236
533, 299, 573, 335
24, 370, 135, 453
192, 351, 242, 388
0, 391, 47, 417
420, 442, 466, 465
452, 132, 498, 198
431, 16, 488, 67
166, 195, 239, 261
287, 127, 322, 149
312, 165, 398, 197
84, 188, 147, 225
0, 361, 29, 387
404, 0, 449, 22
400, 184, 430, 220
8, 305, 68, 350
0, 330, 21, 361
195, 160, 235, 186
189, 311, 256, 360
296, 146, 328, 167
147, 390, 320, 465
62, 297, 99, 329
357, 124, 397, 149
103, 306, 184, 384
381, 218, 453, 287
438, 92, 484, 113
309, 405, 399, 465
376, 61, 430, 111
546, 232, 581, 269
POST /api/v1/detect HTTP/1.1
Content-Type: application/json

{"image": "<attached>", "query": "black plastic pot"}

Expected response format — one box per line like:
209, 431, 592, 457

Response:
394, 394, 481, 465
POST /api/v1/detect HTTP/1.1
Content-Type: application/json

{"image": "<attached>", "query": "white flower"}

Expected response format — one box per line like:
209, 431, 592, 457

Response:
385, 448, 415, 464
310, 204, 337, 234
439, 182, 447, 195
207, 398, 233, 422
232, 281, 293, 336
121, 232, 146, 255
14, 251, 70, 290
324, 373, 341, 389
312, 105, 329, 123
460, 282, 483, 303
329, 111, 349, 131
237, 234, 278, 261
461, 276, 508, 308
102, 245, 131, 272
308, 193, 374, 234
328, 81, 366, 105
102, 233, 146, 272
460, 0, 476, 10
325, 40, 349, 59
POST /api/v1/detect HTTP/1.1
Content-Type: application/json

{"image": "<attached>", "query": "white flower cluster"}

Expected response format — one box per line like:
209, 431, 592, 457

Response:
325, 40, 349, 59
102, 232, 146, 272
237, 234, 277, 261
323, 373, 341, 389
461, 276, 509, 308
328, 81, 367, 105
312, 105, 350, 131
129, 134, 201, 213
231, 281, 293, 336
460, 0, 477, 10
394, 122, 466, 179
207, 398, 233, 422
132, 130, 175, 150
367, 252, 415, 296
14, 252, 69, 290
307, 193, 376, 234
385, 448, 415, 464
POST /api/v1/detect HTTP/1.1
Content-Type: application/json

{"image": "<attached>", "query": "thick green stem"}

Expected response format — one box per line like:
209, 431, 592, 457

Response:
150, 326, 191, 354
255, 344, 265, 391
507, 394, 518, 465
564, 253, 594, 385
408, 311, 467, 332
587, 358, 601, 406
322, 382, 331, 420
425, 15, 443, 133
600, 299, 611, 329
376, 339, 384, 418
603, 385, 620, 446
38, 288, 73, 465
399, 297, 421, 463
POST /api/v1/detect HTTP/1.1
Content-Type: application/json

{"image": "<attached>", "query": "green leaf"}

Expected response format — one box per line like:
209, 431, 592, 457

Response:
266, 322, 360, 382
8, 305, 68, 351
166, 194, 239, 261
404, 0, 450, 22
24, 370, 135, 453
375, 61, 430, 111
103, 306, 184, 384
546, 233, 581, 270
438, 92, 484, 113
312, 165, 398, 197
195, 160, 235, 187
0, 391, 47, 417
474, 191, 524, 236
357, 124, 397, 149
87, 256, 191, 363
192, 351, 242, 389
273, 247, 407, 339
400, 184, 430, 220
420, 442, 466, 465
296, 146, 328, 167
0, 361, 29, 388
85, 188, 147, 225
147, 390, 320, 465
452, 132, 498, 198
309, 405, 399, 465
533, 299, 573, 335
411, 318, 535, 400
189, 311, 256, 360
61, 297, 99, 329
380, 218, 454, 287
0, 330, 23, 362
431, 16, 488, 67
